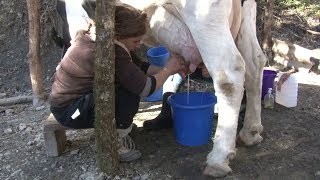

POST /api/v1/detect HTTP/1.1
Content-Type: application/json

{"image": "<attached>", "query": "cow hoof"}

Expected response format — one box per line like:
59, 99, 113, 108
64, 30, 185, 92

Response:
203, 164, 232, 178
239, 131, 263, 146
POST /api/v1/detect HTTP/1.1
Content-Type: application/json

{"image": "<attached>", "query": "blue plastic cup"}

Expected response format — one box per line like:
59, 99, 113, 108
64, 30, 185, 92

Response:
147, 46, 170, 67
143, 46, 170, 102
167, 92, 217, 146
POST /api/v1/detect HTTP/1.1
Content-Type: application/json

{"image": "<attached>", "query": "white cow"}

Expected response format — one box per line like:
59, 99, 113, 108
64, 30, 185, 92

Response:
120, 0, 267, 177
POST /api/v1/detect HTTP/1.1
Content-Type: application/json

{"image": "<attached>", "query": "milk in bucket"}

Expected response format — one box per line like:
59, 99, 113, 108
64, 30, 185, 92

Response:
275, 72, 298, 107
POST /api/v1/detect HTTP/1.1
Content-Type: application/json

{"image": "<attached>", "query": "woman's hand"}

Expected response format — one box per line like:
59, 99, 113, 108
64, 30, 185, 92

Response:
153, 53, 186, 91
164, 53, 186, 75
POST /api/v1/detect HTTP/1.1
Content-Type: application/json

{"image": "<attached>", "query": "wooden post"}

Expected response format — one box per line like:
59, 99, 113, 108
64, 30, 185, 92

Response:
26, 0, 46, 106
94, 0, 119, 175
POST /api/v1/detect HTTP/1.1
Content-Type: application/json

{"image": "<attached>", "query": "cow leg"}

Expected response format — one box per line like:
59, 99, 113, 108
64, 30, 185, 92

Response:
202, 58, 245, 178
235, 0, 267, 146
180, 0, 245, 177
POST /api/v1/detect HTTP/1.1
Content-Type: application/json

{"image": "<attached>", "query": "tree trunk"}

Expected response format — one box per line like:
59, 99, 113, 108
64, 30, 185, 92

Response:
26, 0, 46, 106
94, 0, 118, 175
262, 0, 274, 56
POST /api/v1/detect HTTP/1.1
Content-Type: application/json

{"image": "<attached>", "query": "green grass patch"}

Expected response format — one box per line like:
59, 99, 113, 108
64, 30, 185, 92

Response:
277, 0, 320, 16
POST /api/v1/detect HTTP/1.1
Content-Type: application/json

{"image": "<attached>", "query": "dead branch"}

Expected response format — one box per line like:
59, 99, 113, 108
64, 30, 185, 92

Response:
274, 55, 313, 70
272, 38, 320, 69
306, 29, 320, 36
0, 96, 33, 106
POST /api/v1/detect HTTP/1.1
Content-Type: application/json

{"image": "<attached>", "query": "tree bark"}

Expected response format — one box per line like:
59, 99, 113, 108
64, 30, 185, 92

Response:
262, 0, 274, 51
94, 0, 118, 175
26, 0, 46, 106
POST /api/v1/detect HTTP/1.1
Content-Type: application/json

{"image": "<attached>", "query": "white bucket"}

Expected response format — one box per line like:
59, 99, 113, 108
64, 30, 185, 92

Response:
275, 72, 298, 107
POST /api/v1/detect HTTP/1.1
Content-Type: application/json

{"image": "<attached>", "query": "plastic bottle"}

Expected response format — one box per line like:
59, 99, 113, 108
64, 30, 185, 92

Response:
275, 73, 298, 107
264, 88, 275, 109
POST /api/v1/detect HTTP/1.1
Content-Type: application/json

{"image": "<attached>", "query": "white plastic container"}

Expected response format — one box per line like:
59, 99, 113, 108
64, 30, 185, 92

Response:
275, 72, 298, 107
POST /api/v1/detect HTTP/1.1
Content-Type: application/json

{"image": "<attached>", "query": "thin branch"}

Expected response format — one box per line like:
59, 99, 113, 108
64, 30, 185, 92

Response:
306, 29, 320, 36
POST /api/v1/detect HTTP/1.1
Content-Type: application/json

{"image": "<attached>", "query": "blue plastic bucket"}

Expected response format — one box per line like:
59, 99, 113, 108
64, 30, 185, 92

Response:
147, 46, 170, 67
262, 69, 277, 99
167, 92, 217, 146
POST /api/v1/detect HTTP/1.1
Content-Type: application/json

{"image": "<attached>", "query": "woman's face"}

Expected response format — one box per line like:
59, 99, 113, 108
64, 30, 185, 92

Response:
118, 36, 144, 51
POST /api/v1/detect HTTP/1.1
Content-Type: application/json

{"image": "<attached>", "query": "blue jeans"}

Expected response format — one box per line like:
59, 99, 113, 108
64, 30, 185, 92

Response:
50, 93, 95, 129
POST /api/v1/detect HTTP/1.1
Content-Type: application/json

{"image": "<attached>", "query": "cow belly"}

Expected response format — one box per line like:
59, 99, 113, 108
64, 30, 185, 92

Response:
147, 6, 202, 65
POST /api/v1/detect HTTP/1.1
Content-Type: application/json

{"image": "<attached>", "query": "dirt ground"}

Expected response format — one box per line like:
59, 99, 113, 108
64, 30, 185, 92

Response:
1, 72, 320, 179
1, 1, 320, 180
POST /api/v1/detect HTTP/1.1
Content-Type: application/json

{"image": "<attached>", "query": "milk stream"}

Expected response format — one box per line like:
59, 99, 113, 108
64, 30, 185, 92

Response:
187, 74, 190, 104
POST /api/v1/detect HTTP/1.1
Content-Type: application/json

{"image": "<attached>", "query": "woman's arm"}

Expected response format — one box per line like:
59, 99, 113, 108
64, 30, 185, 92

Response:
146, 65, 162, 75
117, 46, 185, 97
152, 53, 185, 90
140, 54, 185, 97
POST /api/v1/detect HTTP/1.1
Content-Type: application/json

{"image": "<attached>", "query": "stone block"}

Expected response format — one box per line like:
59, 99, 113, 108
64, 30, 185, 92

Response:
43, 114, 68, 156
